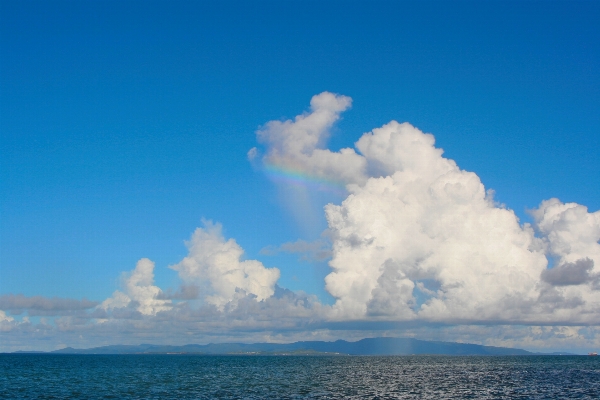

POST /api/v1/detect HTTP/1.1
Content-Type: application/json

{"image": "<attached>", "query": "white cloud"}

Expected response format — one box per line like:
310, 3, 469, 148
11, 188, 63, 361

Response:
324, 123, 548, 322
0, 310, 14, 323
531, 199, 600, 272
253, 93, 600, 325
0, 310, 20, 334
100, 258, 171, 316
99, 290, 131, 312
324, 120, 600, 324
356, 121, 450, 180
257, 91, 367, 185
169, 221, 280, 309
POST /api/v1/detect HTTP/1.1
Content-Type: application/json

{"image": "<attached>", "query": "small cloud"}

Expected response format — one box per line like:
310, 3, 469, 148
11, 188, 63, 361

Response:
247, 147, 258, 161
0, 310, 14, 323
254, 91, 367, 186
169, 220, 280, 310
100, 258, 171, 316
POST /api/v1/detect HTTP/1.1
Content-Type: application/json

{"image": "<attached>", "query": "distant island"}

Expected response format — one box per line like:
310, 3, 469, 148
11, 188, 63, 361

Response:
11, 337, 575, 356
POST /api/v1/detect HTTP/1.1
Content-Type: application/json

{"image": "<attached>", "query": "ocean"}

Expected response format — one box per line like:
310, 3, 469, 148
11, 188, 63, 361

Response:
1, 354, 599, 399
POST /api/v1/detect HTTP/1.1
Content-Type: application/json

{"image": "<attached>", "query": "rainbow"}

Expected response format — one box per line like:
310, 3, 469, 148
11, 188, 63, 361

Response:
263, 163, 347, 196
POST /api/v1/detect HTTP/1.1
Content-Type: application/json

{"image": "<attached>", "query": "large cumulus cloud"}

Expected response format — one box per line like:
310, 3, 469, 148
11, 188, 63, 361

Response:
256, 92, 600, 325
324, 121, 553, 322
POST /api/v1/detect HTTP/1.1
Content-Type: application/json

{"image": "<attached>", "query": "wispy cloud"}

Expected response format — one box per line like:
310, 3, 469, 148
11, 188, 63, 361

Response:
0, 294, 98, 316
261, 238, 332, 262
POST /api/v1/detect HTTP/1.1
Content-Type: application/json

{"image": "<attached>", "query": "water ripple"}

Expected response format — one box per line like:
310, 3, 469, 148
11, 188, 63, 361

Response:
1, 354, 599, 399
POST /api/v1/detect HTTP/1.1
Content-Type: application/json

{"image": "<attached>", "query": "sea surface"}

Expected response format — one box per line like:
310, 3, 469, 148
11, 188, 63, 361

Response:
1, 354, 599, 399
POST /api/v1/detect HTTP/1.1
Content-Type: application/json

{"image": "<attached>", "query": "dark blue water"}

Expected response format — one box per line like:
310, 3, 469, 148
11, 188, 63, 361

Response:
1, 354, 599, 399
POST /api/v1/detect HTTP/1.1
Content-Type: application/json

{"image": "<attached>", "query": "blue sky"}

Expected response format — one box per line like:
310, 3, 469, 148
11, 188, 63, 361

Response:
1, 1, 599, 352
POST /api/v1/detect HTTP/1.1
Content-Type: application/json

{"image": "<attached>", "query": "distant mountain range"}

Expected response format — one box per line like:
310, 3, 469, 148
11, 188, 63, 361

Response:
11, 337, 575, 356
